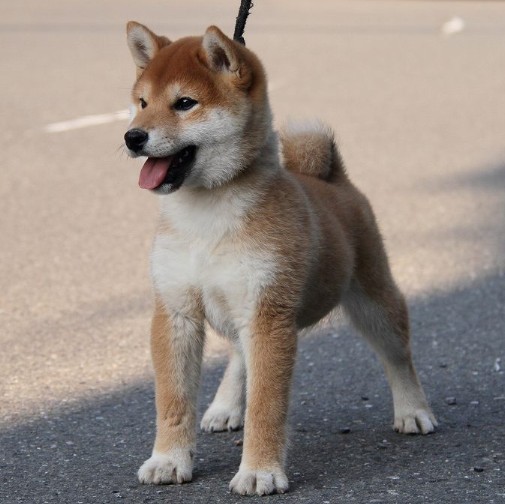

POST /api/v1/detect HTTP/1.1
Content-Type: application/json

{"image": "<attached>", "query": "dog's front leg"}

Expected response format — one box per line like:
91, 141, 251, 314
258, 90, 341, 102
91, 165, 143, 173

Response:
138, 297, 205, 485
230, 309, 297, 496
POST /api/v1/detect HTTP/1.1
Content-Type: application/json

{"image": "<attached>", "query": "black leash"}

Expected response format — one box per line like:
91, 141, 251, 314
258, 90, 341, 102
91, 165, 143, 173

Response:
233, 0, 254, 45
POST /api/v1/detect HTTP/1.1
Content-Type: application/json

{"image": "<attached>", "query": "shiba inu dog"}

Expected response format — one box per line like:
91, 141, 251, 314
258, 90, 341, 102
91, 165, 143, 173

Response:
124, 21, 437, 496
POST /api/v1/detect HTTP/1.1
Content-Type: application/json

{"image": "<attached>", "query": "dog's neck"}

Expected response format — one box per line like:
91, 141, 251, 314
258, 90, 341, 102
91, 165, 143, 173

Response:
157, 125, 281, 242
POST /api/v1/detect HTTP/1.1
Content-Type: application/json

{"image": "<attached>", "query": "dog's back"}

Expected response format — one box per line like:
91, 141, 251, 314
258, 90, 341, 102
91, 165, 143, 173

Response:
279, 122, 398, 331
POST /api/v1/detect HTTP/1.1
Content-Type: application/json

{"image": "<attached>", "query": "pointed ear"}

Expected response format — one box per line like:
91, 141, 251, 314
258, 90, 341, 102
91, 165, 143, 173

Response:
202, 26, 251, 89
126, 21, 171, 74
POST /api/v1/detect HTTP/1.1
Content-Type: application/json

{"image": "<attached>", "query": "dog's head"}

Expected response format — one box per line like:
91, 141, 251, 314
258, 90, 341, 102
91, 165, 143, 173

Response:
124, 22, 271, 194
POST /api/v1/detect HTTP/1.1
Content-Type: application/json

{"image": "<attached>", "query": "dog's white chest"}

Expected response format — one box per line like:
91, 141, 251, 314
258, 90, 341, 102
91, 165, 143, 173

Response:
151, 231, 276, 338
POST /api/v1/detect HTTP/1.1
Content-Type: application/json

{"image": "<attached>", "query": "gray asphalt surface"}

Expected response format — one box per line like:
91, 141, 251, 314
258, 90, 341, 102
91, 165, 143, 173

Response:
1, 1, 504, 503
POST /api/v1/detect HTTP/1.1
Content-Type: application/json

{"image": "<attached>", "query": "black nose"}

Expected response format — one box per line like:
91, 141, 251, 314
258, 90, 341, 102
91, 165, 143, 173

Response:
124, 128, 148, 152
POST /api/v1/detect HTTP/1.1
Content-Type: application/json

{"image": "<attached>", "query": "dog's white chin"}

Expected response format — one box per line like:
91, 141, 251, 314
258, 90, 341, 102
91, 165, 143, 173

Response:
183, 142, 244, 189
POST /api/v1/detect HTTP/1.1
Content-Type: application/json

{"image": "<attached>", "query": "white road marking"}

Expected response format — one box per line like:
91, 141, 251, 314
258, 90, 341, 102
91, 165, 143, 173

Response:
44, 109, 129, 133
441, 17, 465, 36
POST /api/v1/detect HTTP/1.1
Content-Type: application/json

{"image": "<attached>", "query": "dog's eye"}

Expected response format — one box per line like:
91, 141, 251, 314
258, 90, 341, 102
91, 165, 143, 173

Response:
140, 98, 147, 109
174, 97, 198, 111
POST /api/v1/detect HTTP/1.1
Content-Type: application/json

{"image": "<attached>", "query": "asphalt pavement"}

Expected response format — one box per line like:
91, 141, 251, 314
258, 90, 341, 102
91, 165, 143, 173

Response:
1, 1, 504, 503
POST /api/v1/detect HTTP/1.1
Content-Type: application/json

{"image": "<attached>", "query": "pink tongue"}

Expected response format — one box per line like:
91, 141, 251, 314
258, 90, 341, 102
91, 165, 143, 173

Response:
139, 157, 172, 190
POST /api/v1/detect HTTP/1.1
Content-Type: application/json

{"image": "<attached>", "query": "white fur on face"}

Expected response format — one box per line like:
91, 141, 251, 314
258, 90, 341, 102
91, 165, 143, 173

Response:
142, 128, 178, 158
182, 107, 249, 189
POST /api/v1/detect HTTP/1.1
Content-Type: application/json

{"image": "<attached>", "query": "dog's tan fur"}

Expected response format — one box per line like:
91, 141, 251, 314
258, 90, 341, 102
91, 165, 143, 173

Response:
125, 22, 436, 496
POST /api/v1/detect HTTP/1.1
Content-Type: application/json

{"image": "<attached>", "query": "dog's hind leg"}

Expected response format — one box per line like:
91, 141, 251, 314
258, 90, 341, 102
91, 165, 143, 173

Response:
201, 342, 245, 432
342, 279, 437, 434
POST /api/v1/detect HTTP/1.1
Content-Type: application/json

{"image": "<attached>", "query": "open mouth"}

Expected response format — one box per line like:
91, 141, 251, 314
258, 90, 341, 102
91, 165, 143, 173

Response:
138, 145, 197, 194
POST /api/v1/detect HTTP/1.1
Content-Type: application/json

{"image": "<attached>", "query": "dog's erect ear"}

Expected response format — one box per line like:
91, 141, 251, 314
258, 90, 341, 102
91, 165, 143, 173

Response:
126, 21, 171, 73
202, 26, 251, 89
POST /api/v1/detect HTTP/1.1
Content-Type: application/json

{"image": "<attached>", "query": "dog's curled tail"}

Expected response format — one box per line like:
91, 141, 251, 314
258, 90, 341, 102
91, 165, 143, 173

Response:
280, 121, 346, 183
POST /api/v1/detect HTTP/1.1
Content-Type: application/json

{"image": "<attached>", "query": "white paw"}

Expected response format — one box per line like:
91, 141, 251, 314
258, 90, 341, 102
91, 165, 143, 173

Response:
394, 408, 438, 435
201, 403, 243, 432
137, 448, 193, 485
229, 467, 289, 496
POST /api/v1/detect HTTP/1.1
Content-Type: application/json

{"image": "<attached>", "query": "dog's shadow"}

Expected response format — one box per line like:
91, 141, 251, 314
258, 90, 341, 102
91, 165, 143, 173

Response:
2, 272, 504, 503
